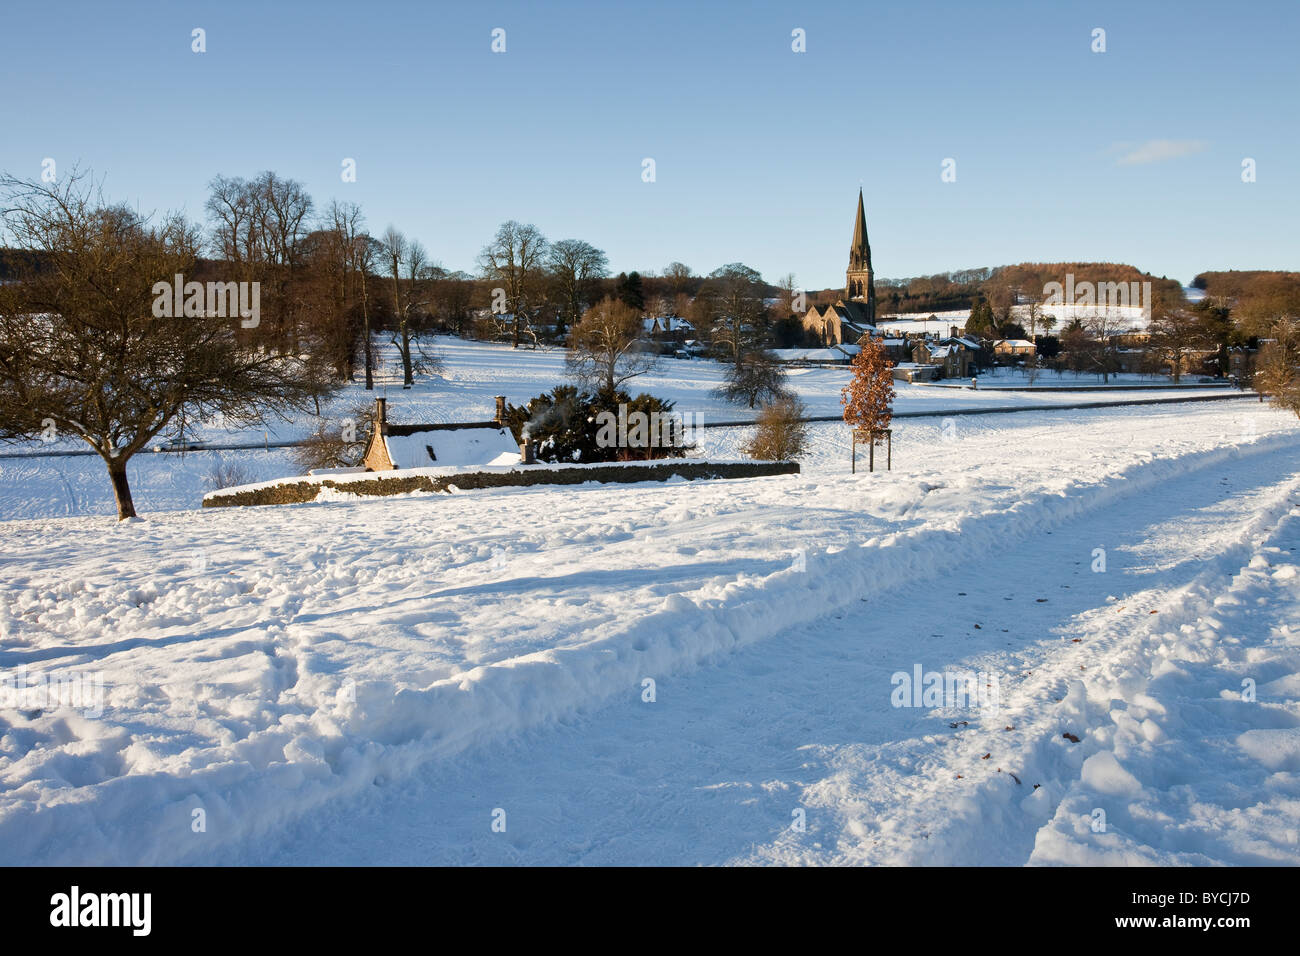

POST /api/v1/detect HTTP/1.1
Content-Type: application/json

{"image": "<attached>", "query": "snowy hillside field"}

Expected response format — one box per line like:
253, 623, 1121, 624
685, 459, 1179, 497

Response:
1, 343, 1298, 866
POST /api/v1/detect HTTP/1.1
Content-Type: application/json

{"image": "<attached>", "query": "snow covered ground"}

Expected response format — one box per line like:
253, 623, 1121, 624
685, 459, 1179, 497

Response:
2, 395, 1297, 866
0, 339, 1235, 521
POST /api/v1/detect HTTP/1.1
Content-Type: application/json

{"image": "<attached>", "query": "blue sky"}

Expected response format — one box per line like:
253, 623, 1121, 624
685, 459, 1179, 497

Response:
2, 0, 1295, 288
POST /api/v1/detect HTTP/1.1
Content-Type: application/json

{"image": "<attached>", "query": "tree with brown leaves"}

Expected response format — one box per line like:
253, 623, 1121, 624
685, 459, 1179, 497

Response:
1257, 318, 1300, 417
841, 336, 896, 442
566, 297, 656, 397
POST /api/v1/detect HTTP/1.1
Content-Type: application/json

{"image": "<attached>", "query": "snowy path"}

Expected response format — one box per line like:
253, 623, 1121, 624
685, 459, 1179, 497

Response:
220, 437, 1300, 865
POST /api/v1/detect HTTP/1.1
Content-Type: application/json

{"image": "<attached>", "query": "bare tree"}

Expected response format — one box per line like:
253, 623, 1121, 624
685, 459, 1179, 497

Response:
479, 220, 548, 348
1081, 313, 1126, 382
1022, 299, 1056, 385
382, 226, 433, 387
663, 261, 694, 297
715, 350, 791, 409
566, 297, 656, 396
1145, 309, 1208, 382
0, 172, 329, 519
205, 171, 313, 350
306, 200, 368, 382
548, 238, 609, 337
706, 262, 767, 361
1143, 286, 1203, 383
354, 232, 378, 389
206, 174, 260, 275
774, 273, 799, 318
291, 399, 373, 473
429, 267, 475, 334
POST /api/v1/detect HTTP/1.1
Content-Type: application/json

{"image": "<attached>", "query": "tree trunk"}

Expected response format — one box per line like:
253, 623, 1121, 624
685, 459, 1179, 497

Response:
401, 323, 413, 388
360, 270, 373, 390
107, 459, 136, 520
390, 266, 405, 381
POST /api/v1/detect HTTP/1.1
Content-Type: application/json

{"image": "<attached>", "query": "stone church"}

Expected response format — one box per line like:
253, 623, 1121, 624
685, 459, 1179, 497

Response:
801, 189, 877, 347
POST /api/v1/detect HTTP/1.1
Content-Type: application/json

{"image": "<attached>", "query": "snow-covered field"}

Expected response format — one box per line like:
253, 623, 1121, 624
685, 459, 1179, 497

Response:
2, 389, 1298, 865
0, 339, 1234, 520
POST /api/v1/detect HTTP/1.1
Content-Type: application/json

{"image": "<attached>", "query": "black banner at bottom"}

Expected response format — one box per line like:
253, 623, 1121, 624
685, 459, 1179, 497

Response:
0, 865, 1283, 943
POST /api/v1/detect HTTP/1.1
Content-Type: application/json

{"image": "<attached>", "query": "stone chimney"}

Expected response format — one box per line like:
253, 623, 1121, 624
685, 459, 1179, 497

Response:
519, 437, 536, 464
493, 395, 507, 425
374, 397, 388, 432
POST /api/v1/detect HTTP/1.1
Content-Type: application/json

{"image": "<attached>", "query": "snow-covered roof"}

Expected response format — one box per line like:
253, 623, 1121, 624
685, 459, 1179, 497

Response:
643, 316, 693, 333
996, 339, 1036, 348
771, 348, 847, 362
384, 426, 518, 469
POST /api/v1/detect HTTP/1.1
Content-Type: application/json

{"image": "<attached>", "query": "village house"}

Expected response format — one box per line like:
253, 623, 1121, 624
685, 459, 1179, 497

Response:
640, 316, 698, 356
1227, 345, 1257, 383
360, 396, 521, 471
993, 339, 1037, 363
882, 336, 911, 364
911, 336, 977, 379
642, 315, 695, 343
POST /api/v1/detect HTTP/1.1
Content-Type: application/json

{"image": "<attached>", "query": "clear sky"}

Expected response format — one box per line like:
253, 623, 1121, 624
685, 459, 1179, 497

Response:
2, 0, 1295, 289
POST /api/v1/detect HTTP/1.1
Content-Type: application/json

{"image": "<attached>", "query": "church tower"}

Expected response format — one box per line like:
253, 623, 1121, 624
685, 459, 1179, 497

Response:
845, 188, 875, 321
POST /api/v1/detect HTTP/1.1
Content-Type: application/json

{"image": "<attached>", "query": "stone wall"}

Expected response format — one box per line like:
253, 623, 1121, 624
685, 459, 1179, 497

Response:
203, 461, 800, 509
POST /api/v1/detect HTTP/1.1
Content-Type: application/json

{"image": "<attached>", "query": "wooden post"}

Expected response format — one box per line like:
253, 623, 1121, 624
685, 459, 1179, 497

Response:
853, 427, 893, 473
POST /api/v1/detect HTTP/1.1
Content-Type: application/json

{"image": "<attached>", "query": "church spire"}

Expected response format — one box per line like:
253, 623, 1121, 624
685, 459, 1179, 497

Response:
845, 188, 875, 319
850, 188, 871, 272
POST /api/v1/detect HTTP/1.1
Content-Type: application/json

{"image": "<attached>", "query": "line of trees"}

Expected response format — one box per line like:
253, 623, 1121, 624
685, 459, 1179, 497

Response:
0, 164, 808, 518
